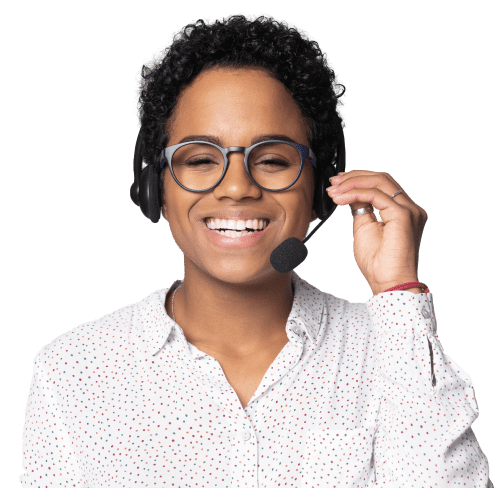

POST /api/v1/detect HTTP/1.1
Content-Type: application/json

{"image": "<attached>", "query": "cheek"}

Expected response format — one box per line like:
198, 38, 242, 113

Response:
281, 175, 315, 231
161, 174, 182, 226
160, 169, 178, 215
161, 174, 207, 257
300, 167, 317, 223
162, 193, 197, 254
160, 170, 168, 219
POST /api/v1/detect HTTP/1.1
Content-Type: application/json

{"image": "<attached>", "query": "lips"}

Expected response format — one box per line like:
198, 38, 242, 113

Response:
199, 208, 274, 248
203, 219, 271, 248
205, 217, 269, 229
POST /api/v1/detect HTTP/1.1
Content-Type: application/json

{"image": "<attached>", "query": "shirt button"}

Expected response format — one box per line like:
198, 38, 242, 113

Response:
291, 325, 302, 335
242, 430, 251, 442
421, 307, 431, 319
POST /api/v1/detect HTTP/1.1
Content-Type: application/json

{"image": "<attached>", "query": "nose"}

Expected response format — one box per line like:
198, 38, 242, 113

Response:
212, 150, 262, 201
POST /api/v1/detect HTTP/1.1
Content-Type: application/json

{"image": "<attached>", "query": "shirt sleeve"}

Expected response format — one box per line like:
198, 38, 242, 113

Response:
20, 351, 84, 487
367, 291, 492, 487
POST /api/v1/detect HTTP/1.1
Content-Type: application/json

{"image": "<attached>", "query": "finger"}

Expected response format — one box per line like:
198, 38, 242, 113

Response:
329, 173, 410, 207
349, 201, 379, 224
329, 169, 378, 189
328, 172, 425, 227
331, 169, 403, 185
328, 187, 412, 226
327, 171, 404, 200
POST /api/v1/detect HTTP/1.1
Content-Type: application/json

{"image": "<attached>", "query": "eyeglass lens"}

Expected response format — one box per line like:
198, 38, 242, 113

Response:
170, 142, 302, 191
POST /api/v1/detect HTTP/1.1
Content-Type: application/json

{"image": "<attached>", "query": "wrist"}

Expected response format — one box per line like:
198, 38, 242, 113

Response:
397, 287, 424, 294
372, 279, 428, 296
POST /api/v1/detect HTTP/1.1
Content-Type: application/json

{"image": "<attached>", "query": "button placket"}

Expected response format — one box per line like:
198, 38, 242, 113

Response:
241, 430, 252, 442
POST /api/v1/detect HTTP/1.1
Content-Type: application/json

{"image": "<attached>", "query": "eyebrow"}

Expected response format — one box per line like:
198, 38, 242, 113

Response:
177, 134, 299, 146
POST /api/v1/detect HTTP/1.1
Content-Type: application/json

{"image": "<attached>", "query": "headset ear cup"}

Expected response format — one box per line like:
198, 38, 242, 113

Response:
313, 163, 337, 221
139, 165, 161, 223
130, 180, 140, 206
131, 126, 145, 208
313, 123, 346, 221
312, 169, 322, 220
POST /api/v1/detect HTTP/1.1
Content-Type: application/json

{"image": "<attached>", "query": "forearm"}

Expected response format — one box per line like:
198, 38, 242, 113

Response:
368, 291, 491, 485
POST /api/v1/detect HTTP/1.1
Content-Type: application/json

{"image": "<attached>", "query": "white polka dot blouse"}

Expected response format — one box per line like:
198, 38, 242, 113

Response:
21, 271, 493, 487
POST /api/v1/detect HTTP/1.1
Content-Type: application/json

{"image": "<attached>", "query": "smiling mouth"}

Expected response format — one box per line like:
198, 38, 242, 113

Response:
204, 218, 270, 238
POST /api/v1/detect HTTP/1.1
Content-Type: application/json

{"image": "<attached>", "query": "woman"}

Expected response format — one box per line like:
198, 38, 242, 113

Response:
21, 15, 492, 487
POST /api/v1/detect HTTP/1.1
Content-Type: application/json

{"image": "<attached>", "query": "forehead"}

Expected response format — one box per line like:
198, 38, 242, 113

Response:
168, 67, 309, 145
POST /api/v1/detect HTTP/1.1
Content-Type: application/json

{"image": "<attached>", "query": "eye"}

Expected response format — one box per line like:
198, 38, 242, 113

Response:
257, 157, 291, 167
184, 157, 219, 166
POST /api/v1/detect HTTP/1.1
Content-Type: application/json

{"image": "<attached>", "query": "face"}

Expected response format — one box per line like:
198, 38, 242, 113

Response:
162, 67, 316, 285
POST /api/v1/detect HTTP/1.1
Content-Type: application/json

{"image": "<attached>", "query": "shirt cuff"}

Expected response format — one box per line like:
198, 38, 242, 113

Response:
366, 290, 437, 337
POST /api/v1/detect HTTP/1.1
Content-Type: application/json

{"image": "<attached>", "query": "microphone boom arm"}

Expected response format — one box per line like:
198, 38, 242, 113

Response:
303, 204, 336, 245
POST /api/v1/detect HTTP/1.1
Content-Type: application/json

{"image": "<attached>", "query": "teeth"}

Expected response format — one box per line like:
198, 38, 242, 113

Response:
205, 218, 269, 232
215, 229, 254, 238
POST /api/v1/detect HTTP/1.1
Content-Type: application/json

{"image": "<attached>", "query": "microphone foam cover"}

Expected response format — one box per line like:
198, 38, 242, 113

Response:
270, 237, 308, 273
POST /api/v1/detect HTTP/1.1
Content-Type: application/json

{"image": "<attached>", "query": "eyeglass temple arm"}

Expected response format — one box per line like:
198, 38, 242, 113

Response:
308, 148, 317, 168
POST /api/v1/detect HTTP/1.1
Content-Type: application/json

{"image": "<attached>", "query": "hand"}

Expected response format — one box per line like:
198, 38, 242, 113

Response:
326, 170, 428, 296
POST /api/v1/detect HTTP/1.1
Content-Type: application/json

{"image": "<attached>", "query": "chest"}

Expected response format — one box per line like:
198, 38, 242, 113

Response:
216, 358, 273, 408
201, 337, 290, 408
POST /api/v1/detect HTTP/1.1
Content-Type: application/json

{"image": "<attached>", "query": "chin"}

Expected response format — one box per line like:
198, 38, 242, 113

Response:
202, 258, 276, 286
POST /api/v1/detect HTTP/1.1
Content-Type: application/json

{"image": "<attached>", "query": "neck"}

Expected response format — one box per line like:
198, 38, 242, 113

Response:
168, 259, 294, 357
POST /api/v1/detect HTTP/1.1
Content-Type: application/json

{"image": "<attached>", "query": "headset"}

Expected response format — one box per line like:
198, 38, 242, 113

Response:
130, 124, 346, 224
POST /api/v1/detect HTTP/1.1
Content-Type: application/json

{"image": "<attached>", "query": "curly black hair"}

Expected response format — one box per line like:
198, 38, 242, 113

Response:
138, 15, 344, 185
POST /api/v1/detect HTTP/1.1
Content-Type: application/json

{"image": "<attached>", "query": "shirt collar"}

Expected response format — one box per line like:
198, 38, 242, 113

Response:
286, 271, 323, 343
141, 272, 324, 357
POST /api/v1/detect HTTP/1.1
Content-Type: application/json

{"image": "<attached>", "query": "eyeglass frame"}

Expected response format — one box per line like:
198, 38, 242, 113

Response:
159, 139, 317, 193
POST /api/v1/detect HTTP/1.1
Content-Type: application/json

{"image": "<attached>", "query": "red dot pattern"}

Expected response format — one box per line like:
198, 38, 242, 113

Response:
20, 272, 492, 486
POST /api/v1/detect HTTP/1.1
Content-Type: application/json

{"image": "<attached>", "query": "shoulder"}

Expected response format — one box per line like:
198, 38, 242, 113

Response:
293, 273, 374, 341
323, 291, 374, 337
32, 288, 170, 373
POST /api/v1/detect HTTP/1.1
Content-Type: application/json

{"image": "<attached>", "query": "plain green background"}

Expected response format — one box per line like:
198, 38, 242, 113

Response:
2, 0, 498, 484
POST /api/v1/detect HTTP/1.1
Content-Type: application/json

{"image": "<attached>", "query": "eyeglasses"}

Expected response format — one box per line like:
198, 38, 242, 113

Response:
159, 140, 317, 192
